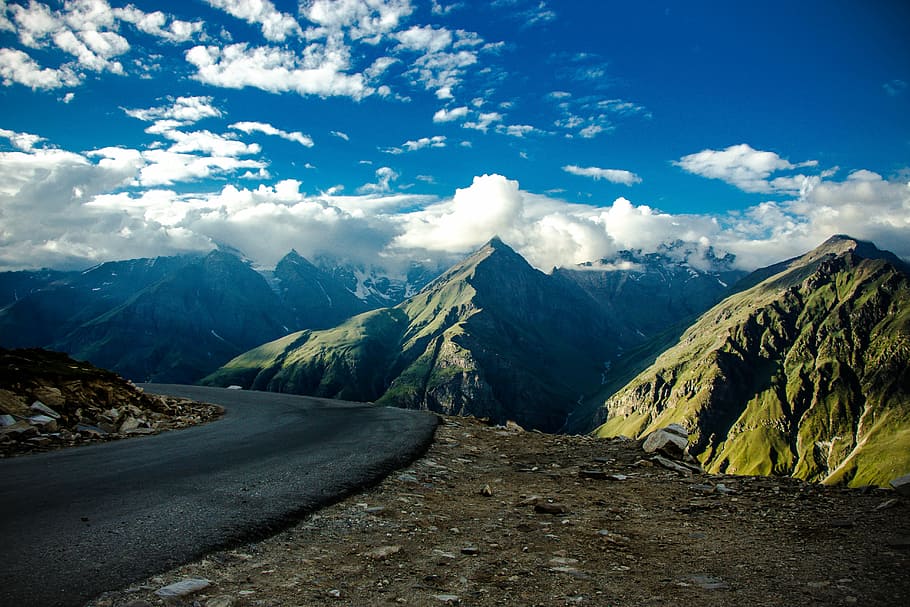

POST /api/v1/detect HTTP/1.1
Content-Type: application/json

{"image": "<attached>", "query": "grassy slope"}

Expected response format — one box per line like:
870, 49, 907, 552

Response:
595, 238, 910, 486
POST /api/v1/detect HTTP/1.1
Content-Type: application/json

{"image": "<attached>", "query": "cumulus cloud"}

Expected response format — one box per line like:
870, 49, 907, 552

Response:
229, 121, 315, 147
203, 0, 302, 42
0, 127, 45, 151
0, 48, 80, 89
358, 166, 399, 193
675, 143, 819, 194
113, 6, 204, 43
1, 126, 907, 277
301, 0, 414, 41
562, 165, 641, 185
124, 95, 223, 124
463, 111, 502, 132
432, 105, 469, 122
185, 42, 370, 99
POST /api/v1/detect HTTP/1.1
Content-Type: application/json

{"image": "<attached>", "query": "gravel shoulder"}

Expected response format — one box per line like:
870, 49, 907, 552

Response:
88, 416, 910, 607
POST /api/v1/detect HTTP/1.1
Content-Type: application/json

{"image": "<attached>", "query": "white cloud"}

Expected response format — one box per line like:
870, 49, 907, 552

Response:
498, 124, 543, 138
394, 25, 453, 53
113, 6, 204, 43
301, 0, 414, 41
393, 174, 523, 252
0, 127, 45, 151
383, 135, 446, 154
330, 130, 350, 141
463, 111, 502, 132
185, 42, 370, 99
229, 121, 315, 147
433, 106, 469, 122
203, 0, 302, 42
0, 48, 80, 89
675, 143, 818, 194
358, 166, 399, 193
562, 165, 641, 185
161, 129, 261, 157
125, 96, 223, 124
136, 149, 267, 186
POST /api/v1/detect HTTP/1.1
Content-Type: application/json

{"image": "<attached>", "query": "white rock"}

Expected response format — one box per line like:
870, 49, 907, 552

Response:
664, 423, 689, 438
642, 429, 689, 459
30, 401, 61, 419
154, 578, 211, 598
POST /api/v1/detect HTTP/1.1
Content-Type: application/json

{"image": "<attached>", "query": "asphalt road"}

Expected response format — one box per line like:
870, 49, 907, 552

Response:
0, 385, 439, 607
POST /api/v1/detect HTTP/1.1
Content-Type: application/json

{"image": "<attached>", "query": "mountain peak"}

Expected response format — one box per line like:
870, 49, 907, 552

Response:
805, 234, 907, 272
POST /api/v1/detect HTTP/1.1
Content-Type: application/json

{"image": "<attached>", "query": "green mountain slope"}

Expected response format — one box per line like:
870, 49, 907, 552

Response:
594, 235, 910, 487
205, 238, 621, 431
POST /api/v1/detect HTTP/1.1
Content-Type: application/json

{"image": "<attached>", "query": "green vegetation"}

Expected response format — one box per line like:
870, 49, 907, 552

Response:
595, 236, 910, 487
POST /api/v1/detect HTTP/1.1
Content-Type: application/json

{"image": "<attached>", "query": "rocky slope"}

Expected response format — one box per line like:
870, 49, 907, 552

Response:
205, 238, 626, 432
86, 415, 910, 607
554, 242, 743, 341
594, 235, 910, 487
0, 348, 221, 457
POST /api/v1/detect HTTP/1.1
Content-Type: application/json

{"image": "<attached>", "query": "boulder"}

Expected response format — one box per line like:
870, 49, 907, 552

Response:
30, 401, 61, 419
642, 428, 689, 459
890, 473, 910, 497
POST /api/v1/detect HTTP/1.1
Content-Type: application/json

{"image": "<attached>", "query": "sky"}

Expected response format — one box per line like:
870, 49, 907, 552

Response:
0, 0, 908, 275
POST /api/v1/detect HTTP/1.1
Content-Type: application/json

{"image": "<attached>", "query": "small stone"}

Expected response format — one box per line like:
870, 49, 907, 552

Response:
154, 578, 211, 598
397, 473, 419, 483
518, 495, 543, 506
874, 498, 900, 511
607, 474, 628, 481
578, 469, 608, 480
461, 546, 479, 555
204, 597, 234, 607
689, 483, 715, 494
365, 545, 401, 560
691, 575, 729, 590
535, 502, 570, 515
27, 415, 58, 432
327, 589, 342, 599
890, 473, 910, 497
480, 484, 494, 497
0, 414, 15, 427
119, 416, 141, 433
651, 455, 692, 476
433, 594, 460, 604
76, 423, 107, 436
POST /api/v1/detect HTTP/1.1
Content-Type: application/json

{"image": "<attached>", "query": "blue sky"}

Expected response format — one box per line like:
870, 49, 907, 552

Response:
0, 0, 908, 274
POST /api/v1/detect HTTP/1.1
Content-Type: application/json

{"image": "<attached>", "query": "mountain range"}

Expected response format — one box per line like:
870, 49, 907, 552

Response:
3, 234, 907, 486
0, 250, 437, 383
203, 238, 743, 431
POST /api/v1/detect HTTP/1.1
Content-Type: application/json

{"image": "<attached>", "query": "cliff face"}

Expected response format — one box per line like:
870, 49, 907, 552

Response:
596, 236, 910, 487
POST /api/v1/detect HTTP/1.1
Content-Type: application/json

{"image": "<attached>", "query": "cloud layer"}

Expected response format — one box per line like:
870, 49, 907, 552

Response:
2, 126, 908, 275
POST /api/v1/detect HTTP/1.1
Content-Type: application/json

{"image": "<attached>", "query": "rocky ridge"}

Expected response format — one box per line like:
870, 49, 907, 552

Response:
0, 348, 221, 457
86, 415, 909, 607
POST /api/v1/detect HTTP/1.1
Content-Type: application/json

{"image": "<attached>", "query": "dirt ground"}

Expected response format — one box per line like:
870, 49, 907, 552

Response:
88, 416, 909, 607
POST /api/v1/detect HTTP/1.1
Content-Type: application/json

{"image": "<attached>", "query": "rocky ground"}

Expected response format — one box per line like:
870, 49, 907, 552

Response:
87, 416, 909, 607
0, 348, 222, 457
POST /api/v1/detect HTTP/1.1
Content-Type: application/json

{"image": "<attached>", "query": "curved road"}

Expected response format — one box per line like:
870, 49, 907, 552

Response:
0, 385, 439, 607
